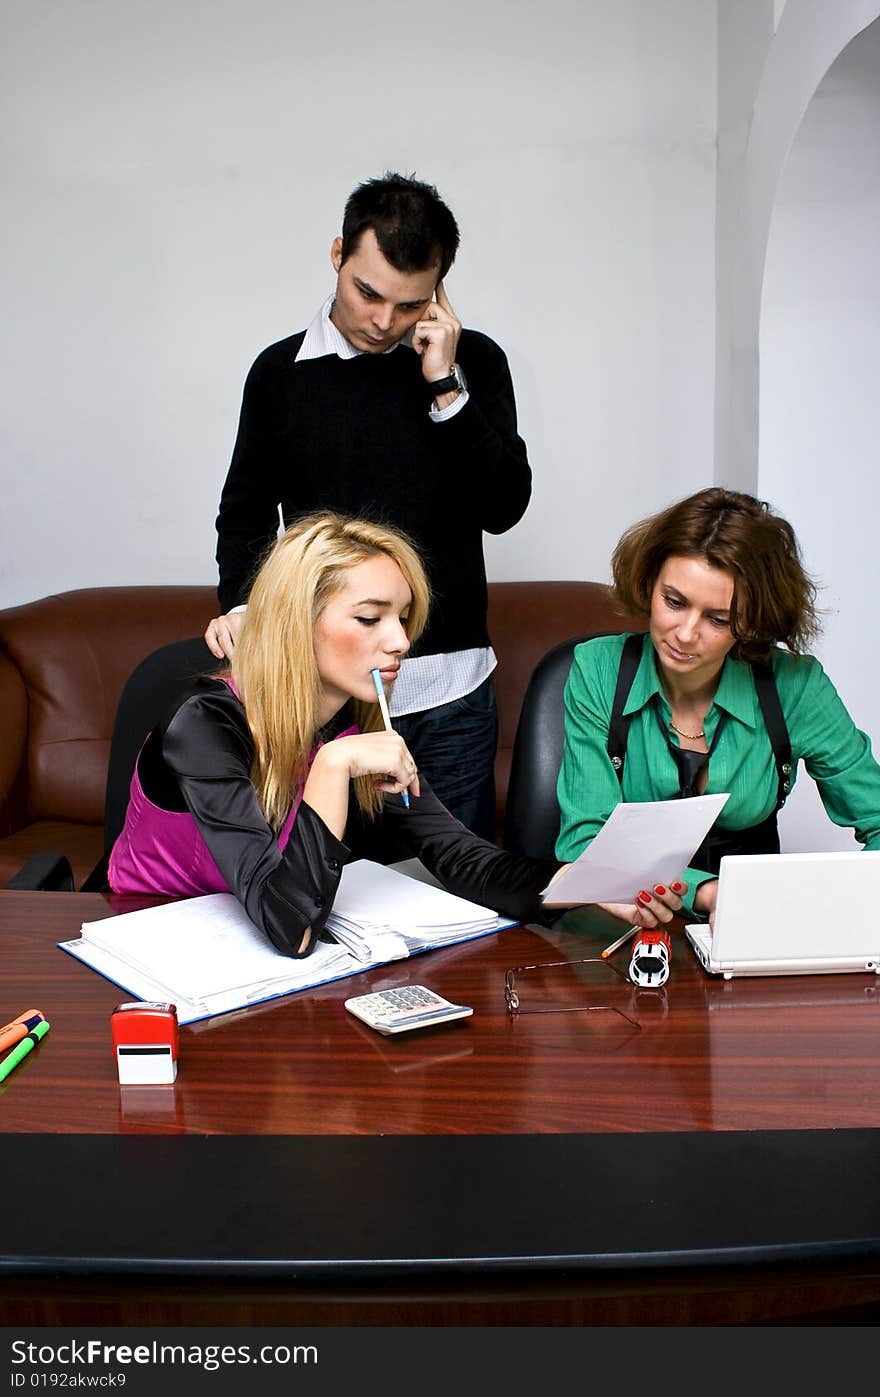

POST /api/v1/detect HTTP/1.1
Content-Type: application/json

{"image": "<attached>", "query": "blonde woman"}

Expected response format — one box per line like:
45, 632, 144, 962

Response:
110, 513, 557, 956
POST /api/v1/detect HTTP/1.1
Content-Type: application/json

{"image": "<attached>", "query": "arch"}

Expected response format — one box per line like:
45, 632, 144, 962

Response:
759, 15, 880, 850
715, 0, 880, 489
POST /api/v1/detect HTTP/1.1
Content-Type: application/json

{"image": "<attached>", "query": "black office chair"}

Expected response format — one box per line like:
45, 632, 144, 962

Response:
503, 632, 635, 861
8, 636, 221, 892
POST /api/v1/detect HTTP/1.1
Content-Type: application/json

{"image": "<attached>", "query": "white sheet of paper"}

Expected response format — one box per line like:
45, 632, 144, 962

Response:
542, 792, 730, 906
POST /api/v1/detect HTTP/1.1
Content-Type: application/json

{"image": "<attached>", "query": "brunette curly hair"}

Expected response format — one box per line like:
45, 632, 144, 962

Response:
611, 487, 820, 662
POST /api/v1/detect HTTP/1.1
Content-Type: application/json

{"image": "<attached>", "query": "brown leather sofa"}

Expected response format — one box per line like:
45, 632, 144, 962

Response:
0, 580, 639, 888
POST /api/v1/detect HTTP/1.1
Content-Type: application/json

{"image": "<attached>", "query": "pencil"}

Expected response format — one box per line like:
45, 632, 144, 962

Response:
601, 925, 640, 960
370, 668, 410, 809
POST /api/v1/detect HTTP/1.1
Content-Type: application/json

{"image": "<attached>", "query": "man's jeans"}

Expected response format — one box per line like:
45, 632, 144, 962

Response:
394, 675, 498, 842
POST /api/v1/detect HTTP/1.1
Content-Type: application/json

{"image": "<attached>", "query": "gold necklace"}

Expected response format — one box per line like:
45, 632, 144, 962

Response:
669, 719, 705, 740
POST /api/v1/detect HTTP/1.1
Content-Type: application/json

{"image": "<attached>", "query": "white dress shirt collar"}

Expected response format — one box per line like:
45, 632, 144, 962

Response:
296, 295, 414, 363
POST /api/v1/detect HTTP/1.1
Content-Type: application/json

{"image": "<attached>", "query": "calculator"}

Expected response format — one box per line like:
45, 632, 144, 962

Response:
344, 985, 473, 1035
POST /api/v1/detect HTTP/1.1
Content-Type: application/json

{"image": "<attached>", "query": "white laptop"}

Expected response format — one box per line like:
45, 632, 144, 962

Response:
685, 851, 880, 979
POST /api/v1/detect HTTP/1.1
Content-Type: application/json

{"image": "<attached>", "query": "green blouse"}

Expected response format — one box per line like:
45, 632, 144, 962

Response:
556, 633, 880, 914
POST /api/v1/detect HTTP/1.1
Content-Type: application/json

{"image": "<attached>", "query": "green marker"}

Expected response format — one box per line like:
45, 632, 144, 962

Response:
0, 1017, 50, 1084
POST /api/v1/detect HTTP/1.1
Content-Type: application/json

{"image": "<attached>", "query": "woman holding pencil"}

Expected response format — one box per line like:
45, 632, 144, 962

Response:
557, 487, 880, 930
109, 513, 558, 956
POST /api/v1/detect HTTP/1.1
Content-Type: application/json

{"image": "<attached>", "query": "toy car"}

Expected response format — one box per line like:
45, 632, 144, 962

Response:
628, 930, 671, 988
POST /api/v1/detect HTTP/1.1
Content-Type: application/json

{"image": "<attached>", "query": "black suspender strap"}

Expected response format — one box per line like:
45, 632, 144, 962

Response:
751, 658, 793, 810
606, 636, 792, 810
607, 633, 645, 781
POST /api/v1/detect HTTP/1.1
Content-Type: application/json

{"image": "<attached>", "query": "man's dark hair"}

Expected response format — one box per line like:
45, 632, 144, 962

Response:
340, 172, 460, 281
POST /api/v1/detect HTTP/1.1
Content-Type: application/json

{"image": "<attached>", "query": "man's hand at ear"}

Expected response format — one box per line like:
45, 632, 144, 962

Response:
413, 280, 462, 395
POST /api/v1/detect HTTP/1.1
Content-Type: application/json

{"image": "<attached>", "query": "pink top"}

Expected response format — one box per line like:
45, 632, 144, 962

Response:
109, 679, 356, 897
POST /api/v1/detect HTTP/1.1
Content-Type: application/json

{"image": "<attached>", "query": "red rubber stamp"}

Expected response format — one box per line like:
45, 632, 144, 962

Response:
110, 1001, 179, 1084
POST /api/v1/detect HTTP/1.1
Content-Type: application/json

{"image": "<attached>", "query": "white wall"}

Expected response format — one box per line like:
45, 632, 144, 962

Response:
1, 0, 717, 607
714, 0, 880, 490
714, 0, 777, 490
760, 16, 880, 850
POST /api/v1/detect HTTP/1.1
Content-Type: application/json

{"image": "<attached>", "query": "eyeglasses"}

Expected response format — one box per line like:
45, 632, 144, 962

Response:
504, 958, 641, 1030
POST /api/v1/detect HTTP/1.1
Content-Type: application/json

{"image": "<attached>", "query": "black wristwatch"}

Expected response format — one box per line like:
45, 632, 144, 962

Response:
428, 363, 467, 401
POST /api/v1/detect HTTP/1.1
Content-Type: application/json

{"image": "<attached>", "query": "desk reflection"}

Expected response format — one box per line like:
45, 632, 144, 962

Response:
346, 1013, 474, 1073
118, 1084, 186, 1132
703, 969, 880, 1129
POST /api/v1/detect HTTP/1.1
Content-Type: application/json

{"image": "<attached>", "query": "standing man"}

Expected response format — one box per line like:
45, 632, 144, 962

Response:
206, 172, 531, 840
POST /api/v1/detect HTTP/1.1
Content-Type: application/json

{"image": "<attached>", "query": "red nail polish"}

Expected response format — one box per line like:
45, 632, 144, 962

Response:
654, 885, 666, 896
637, 891, 652, 905
671, 881, 684, 893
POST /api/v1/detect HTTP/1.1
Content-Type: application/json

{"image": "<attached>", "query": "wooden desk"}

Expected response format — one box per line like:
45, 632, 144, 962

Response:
2, 890, 880, 1325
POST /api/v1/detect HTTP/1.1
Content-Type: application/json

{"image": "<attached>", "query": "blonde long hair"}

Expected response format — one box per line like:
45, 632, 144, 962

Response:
231, 513, 430, 828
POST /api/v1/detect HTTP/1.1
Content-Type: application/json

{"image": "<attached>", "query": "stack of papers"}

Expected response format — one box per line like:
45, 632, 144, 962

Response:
59, 859, 515, 1024
326, 859, 513, 962
61, 894, 355, 1024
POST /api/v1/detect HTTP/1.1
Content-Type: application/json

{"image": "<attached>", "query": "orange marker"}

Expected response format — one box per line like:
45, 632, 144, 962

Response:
0, 1010, 45, 1055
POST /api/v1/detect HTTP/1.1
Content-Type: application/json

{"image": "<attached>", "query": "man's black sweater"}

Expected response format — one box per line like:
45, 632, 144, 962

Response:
216, 327, 531, 657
